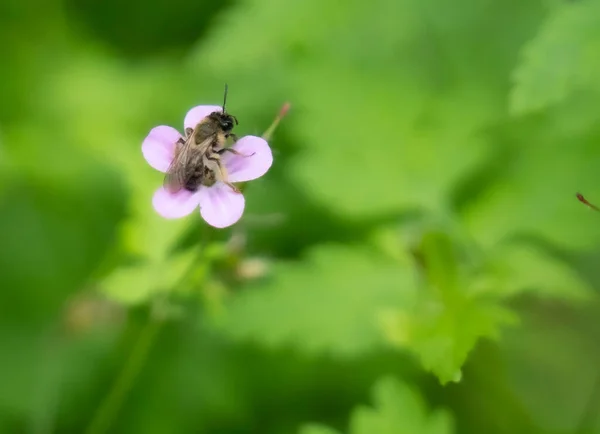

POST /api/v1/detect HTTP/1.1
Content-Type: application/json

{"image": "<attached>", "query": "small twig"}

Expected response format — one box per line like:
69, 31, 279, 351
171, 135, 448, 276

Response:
577, 193, 600, 212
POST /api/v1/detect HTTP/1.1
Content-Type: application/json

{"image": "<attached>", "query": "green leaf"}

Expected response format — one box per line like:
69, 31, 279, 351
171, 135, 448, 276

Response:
277, 0, 543, 217
383, 226, 592, 384
190, 0, 430, 74
221, 225, 589, 383
476, 242, 592, 300
380, 229, 517, 384
99, 249, 202, 305
189, 0, 349, 71
352, 378, 453, 434
460, 117, 600, 250
510, 1, 600, 115
218, 245, 417, 356
401, 296, 517, 384
300, 377, 454, 434
288, 63, 491, 217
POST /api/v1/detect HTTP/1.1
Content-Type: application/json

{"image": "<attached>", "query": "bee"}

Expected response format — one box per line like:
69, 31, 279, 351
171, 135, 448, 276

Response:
164, 85, 251, 194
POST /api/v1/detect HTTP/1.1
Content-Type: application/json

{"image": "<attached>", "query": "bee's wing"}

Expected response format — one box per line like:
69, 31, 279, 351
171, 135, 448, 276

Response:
163, 137, 193, 193
163, 135, 213, 193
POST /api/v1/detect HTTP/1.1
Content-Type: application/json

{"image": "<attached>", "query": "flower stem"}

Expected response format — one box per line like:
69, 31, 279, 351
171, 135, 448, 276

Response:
84, 245, 206, 434
84, 315, 162, 434
237, 102, 291, 195
262, 102, 291, 141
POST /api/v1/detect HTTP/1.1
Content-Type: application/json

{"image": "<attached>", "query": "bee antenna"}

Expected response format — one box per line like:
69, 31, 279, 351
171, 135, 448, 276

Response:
222, 84, 228, 113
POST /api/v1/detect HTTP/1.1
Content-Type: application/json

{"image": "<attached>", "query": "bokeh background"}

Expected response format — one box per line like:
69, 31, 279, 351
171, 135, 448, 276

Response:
2, 0, 600, 432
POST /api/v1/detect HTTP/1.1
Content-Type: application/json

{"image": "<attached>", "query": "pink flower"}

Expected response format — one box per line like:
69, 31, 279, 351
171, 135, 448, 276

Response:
142, 105, 273, 228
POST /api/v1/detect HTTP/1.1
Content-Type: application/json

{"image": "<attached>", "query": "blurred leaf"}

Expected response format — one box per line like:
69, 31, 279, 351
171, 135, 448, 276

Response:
101, 249, 201, 305
195, 0, 542, 87
189, 0, 352, 71
418, 230, 463, 297
219, 245, 417, 356
222, 225, 588, 384
0, 150, 126, 320
300, 377, 454, 434
0, 318, 121, 430
284, 0, 547, 218
399, 296, 516, 385
500, 301, 600, 433
381, 230, 517, 384
477, 243, 592, 300
287, 63, 491, 218
384, 226, 591, 384
510, 1, 600, 115
460, 118, 600, 250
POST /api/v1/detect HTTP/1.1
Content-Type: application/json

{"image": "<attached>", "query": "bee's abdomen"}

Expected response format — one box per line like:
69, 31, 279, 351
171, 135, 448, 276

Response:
181, 163, 203, 192
184, 164, 217, 191
184, 176, 201, 192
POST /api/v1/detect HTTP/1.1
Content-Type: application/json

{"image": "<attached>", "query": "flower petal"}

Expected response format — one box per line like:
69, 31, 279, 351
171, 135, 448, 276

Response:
152, 187, 200, 219
184, 105, 223, 131
142, 126, 182, 172
222, 136, 273, 183
197, 183, 245, 228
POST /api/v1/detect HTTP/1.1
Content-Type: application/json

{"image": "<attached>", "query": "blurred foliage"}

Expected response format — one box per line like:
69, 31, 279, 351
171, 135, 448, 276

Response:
510, 0, 600, 115
2, 0, 600, 432
300, 377, 454, 434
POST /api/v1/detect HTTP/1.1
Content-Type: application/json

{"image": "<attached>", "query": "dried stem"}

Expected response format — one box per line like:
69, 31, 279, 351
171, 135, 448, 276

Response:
577, 193, 600, 212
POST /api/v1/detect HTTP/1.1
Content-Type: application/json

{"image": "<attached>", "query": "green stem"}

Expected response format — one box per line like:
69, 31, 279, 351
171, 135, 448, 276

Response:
262, 102, 290, 141
84, 246, 205, 434
84, 317, 161, 434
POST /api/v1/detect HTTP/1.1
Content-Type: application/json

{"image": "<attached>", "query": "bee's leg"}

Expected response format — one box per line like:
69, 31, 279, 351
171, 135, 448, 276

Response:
218, 147, 256, 158
223, 181, 241, 194
204, 154, 241, 194
214, 159, 242, 194
184, 127, 193, 137
220, 168, 242, 193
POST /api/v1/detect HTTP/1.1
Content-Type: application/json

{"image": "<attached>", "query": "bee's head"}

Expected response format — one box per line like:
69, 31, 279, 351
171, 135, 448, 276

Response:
218, 113, 237, 132
218, 84, 238, 132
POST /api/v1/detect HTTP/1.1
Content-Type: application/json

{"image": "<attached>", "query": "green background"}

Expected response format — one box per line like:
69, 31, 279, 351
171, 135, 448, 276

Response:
2, 0, 600, 432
